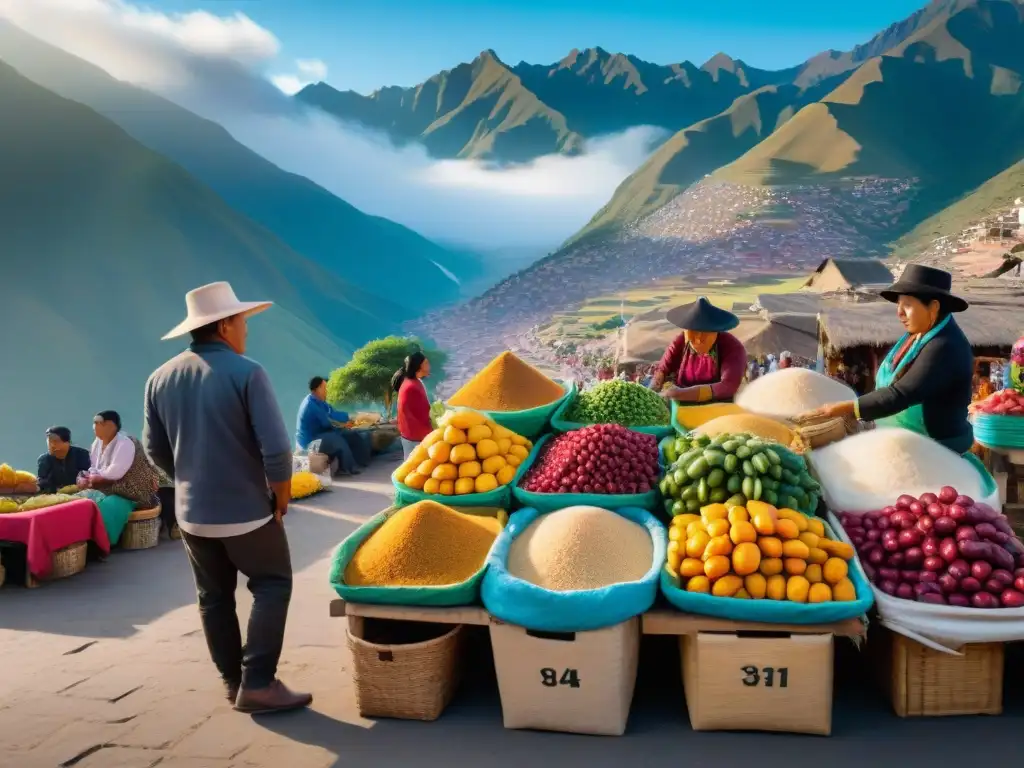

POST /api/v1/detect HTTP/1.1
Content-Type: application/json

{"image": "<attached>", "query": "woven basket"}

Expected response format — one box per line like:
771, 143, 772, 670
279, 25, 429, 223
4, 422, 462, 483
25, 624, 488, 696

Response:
793, 414, 860, 449
307, 451, 330, 476
348, 618, 463, 721
875, 627, 1004, 717
121, 517, 161, 550
0, 562, 6, 587
51, 542, 88, 580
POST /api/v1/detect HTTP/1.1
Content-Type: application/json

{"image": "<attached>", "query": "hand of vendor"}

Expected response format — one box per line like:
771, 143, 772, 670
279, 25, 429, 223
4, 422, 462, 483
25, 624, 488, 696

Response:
795, 401, 857, 422
661, 385, 702, 403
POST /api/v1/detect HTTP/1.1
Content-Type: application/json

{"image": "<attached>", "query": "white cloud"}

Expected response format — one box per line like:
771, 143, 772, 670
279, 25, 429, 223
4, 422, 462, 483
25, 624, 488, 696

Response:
0, 0, 663, 250
271, 58, 328, 95
296, 58, 327, 79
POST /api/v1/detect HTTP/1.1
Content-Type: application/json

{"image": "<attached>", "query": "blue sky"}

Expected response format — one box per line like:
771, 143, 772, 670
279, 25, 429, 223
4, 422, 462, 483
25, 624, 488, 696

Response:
153, 0, 930, 93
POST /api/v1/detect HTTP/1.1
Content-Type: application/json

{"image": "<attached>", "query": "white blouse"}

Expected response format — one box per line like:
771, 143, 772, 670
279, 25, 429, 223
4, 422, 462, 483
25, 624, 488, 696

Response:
89, 432, 135, 482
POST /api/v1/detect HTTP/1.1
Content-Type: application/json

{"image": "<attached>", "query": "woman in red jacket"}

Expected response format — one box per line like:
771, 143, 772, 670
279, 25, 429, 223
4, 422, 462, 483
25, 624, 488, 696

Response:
392, 352, 433, 458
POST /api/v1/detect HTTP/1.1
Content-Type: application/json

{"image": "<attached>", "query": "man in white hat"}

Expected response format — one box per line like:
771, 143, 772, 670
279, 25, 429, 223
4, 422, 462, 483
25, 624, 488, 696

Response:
143, 282, 312, 714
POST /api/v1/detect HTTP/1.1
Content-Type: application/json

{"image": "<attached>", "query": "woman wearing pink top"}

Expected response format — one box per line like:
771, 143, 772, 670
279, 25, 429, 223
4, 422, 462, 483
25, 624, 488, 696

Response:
651, 297, 747, 403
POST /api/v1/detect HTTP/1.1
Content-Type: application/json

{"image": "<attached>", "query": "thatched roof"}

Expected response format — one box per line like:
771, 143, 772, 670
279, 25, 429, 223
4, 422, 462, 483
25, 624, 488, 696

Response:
819, 299, 1024, 352
803, 258, 894, 289
755, 290, 881, 317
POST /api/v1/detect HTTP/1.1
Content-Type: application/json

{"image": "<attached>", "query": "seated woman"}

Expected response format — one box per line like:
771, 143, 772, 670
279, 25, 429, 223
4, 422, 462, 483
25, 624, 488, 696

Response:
80, 410, 160, 543
651, 297, 747, 403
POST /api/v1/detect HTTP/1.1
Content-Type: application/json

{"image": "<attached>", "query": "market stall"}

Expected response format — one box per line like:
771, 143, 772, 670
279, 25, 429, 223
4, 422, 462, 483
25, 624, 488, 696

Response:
0, 498, 110, 586
324, 358, 1024, 735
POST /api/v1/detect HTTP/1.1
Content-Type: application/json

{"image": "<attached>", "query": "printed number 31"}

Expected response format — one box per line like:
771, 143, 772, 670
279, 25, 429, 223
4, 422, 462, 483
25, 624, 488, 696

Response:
540, 667, 581, 688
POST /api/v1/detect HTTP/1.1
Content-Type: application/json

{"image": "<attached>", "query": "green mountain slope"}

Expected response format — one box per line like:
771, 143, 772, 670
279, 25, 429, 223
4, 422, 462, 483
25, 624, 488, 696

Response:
0, 21, 478, 316
716, 0, 1024, 202
300, 50, 583, 162
891, 158, 1024, 259
571, 77, 850, 239
0, 61, 400, 469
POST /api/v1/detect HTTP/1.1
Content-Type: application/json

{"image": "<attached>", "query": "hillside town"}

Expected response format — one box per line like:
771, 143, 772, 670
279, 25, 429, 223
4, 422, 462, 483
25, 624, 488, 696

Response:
416, 178, 923, 391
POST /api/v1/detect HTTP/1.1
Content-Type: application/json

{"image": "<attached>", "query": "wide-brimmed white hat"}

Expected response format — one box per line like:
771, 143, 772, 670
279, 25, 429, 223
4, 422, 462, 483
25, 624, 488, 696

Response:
162, 281, 272, 340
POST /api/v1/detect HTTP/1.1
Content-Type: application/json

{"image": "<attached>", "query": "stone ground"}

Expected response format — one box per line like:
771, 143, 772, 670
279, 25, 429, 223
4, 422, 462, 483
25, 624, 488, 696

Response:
2, 457, 1023, 767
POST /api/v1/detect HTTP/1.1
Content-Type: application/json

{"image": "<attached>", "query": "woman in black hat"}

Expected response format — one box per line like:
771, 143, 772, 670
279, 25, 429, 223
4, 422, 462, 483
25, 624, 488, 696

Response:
798, 265, 975, 454
651, 297, 748, 403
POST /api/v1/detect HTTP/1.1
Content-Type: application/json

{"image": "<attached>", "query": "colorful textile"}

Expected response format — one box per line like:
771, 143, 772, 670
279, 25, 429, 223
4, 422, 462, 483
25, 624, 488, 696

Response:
0, 499, 110, 578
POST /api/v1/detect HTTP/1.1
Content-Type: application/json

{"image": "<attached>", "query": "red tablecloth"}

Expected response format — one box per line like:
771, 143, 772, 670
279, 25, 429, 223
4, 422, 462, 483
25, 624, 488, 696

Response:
0, 499, 110, 578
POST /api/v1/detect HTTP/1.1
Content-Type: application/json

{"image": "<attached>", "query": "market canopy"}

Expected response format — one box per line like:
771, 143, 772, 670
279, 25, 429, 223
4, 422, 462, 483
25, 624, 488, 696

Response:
818, 297, 1024, 353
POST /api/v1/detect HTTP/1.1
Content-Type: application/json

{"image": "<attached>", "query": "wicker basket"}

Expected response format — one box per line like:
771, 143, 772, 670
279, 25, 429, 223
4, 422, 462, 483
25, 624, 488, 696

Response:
51, 542, 88, 580
793, 414, 860, 449
121, 505, 162, 550
0, 562, 6, 588
307, 451, 330, 476
874, 627, 1004, 717
348, 617, 463, 721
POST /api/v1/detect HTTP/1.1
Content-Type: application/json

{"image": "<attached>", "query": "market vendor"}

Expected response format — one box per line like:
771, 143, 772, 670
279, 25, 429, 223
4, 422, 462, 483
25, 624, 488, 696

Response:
296, 376, 371, 476
37, 426, 91, 493
651, 297, 747, 403
796, 266, 975, 454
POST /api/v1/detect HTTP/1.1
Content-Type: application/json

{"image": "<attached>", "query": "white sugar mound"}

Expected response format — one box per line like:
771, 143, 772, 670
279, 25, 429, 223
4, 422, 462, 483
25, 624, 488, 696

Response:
809, 428, 987, 513
736, 368, 856, 421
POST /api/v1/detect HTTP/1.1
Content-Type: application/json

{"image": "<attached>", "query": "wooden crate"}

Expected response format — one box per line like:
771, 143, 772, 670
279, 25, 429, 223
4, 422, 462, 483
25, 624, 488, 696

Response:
873, 627, 1004, 717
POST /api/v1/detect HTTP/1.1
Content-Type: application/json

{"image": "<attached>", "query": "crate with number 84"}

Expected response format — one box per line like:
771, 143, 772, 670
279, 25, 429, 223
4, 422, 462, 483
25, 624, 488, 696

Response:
681, 631, 834, 735
489, 617, 640, 736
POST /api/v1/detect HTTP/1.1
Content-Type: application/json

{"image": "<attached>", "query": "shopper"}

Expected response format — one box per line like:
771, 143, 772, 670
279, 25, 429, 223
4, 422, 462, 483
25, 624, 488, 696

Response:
393, 351, 433, 459
143, 281, 311, 714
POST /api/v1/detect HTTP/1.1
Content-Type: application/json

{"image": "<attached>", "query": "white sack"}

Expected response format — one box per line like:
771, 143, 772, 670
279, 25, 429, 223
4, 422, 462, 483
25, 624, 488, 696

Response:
828, 512, 1024, 651
735, 368, 855, 421
809, 428, 998, 513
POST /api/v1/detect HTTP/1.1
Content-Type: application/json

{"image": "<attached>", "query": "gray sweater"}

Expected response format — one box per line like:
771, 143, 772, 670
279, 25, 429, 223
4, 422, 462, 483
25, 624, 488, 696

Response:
143, 341, 293, 527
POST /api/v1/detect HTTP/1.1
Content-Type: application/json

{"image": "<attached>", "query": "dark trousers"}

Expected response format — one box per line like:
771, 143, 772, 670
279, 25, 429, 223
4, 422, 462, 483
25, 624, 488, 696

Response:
180, 520, 293, 690
314, 429, 371, 473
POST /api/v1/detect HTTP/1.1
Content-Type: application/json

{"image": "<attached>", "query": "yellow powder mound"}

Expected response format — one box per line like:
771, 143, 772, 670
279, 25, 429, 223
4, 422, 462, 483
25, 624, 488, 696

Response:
345, 501, 502, 587
448, 351, 564, 411
508, 506, 653, 592
694, 413, 795, 445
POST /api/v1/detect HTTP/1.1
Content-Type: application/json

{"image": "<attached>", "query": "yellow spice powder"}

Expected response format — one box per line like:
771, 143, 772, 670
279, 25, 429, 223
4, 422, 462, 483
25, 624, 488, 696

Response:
448, 351, 564, 411
345, 501, 502, 587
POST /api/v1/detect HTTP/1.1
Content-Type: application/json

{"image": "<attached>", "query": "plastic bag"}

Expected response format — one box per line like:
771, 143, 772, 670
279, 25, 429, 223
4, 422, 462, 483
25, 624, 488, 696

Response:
511, 435, 661, 513
828, 512, 1024, 652
550, 388, 673, 439
329, 505, 506, 606
481, 506, 666, 632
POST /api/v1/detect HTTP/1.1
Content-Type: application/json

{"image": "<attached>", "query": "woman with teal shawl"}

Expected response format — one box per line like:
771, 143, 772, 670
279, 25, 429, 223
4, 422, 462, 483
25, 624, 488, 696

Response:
798, 266, 978, 458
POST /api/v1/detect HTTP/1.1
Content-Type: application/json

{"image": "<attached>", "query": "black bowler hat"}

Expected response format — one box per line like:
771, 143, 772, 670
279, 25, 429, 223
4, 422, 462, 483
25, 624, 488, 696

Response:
665, 297, 739, 332
879, 265, 968, 313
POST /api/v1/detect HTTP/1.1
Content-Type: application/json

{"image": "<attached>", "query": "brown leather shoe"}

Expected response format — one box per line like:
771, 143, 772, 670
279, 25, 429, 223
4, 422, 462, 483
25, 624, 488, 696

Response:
234, 679, 312, 714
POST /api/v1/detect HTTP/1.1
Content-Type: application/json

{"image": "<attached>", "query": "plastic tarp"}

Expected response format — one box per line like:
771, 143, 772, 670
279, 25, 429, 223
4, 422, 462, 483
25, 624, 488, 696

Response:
481, 506, 666, 632
828, 511, 1024, 653
659, 518, 874, 624
329, 505, 507, 606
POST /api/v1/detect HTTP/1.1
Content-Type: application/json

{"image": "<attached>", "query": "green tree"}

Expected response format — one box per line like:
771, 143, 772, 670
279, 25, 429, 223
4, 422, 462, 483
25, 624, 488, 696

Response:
327, 336, 446, 419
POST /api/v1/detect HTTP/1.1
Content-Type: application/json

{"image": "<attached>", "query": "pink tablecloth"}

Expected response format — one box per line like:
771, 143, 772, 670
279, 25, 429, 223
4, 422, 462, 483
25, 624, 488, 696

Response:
0, 499, 110, 578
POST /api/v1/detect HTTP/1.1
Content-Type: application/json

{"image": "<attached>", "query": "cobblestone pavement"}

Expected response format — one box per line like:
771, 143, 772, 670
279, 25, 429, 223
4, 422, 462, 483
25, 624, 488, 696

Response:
2, 458, 1023, 767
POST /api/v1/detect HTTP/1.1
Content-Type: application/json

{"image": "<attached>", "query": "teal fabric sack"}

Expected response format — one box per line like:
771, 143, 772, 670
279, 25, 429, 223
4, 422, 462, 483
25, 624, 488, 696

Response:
482, 381, 575, 440
328, 506, 504, 606
659, 519, 873, 624
550, 388, 673, 440
392, 448, 533, 507
511, 434, 661, 512
482, 506, 667, 631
